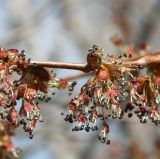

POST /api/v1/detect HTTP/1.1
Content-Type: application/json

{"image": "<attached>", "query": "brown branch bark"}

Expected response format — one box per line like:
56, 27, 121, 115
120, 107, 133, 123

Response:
29, 50, 160, 72
29, 61, 89, 72
63, 72, 93, 81
124, 54, 160, 67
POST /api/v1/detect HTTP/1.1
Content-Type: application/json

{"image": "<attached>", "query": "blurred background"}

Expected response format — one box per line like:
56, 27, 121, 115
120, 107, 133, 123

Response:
1, 0, 160, 159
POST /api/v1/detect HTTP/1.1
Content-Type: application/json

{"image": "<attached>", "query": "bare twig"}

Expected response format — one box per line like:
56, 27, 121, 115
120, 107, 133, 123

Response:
29, 50, 160, 72
29, 61, 89, 72
123, 54, 160, 67
63, 72, 93, 81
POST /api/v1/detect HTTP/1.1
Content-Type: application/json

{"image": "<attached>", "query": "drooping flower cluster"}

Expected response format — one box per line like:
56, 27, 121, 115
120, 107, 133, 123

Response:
0, 48, 49, 139
64, 44, 160, 144
0, 48, 76, 156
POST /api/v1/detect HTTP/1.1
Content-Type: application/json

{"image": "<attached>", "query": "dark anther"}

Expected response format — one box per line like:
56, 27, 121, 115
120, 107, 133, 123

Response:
72, 81, 77, 86
80, 125, 84, 130
92, 45, 98, 51
123, 53, 127, 57
85, 126, 90, 132
88, 49, 92, 52
21, 50, 26, 56
101, 137, 106, 143
128, 113, 133, 118
33, 63, 37, 67
27, 58, 31, 63
118, 55, 122, 58
29, 132, 33, 139
128, 54, 132, 58
20, 119, 26, 125
61, 112, 64, 115
106, 140, 111, 145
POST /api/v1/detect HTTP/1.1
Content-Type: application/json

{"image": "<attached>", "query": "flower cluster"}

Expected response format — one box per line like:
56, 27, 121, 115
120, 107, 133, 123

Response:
0, 47, 75, 156
0, 48, 48, 139
64, 44, 160, 144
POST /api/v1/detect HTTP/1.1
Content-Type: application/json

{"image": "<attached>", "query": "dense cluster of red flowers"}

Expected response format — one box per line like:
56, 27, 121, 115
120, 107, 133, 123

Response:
0, 48, 75, 158
65, 44, 160, 144
0, 48, 49, 138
